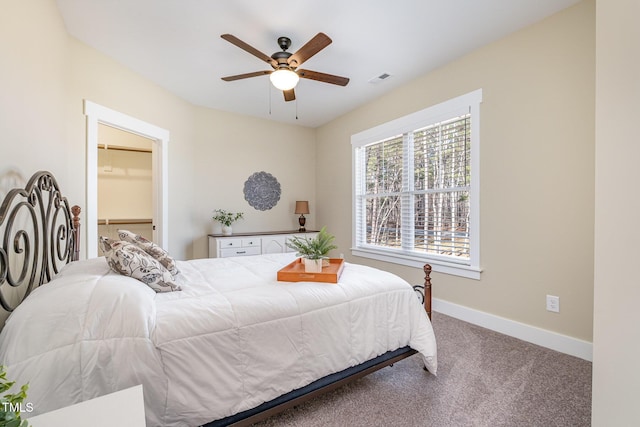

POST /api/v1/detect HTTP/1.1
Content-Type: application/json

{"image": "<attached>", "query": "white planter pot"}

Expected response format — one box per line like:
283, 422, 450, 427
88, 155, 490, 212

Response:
303, 258, 323, 273
221, 225, 232, 236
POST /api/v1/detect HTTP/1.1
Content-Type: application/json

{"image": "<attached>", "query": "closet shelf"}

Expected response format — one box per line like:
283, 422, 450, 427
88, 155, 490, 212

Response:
98, 219, 152, 225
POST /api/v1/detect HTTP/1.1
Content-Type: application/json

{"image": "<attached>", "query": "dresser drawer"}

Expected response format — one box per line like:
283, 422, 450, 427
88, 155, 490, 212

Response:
242, 238, 261, 247
219, 238, 243, 249
220, 246, 261, 258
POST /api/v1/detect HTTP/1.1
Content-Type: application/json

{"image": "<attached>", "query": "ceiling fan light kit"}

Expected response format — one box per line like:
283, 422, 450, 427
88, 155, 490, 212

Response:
270, 69, 299, 91
221, 32, 349, 102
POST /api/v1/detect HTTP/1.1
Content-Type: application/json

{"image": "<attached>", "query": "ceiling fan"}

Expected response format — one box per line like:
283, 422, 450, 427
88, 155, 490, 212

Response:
220, 33, 349, 102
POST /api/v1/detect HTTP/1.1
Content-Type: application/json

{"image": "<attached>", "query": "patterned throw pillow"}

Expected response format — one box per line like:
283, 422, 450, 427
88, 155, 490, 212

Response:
117, 229, 179, 276
100, 237, 181, 293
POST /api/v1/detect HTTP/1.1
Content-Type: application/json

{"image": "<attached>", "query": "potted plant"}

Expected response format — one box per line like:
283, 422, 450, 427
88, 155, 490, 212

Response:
0, 366, 30, 427
286, 227, 337, 273
212, 209, 244, 235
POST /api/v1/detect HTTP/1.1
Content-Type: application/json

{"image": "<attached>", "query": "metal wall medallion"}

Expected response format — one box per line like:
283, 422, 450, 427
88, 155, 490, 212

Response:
243, 171, 281, 211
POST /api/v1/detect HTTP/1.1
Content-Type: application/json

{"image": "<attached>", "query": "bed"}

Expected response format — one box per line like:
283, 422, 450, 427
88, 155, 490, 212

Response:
0, 171, 437, 427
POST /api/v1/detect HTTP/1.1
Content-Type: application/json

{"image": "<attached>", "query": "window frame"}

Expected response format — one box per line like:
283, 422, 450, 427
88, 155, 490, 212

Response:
351, 89, 482, 279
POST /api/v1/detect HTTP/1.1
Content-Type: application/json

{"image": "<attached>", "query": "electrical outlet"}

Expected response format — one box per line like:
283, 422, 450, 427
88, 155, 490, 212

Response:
546, 295, 560, 313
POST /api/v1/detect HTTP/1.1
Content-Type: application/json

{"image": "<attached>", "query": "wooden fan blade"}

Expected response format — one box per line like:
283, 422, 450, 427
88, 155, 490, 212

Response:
297, 69, 349, 86
221, 70, 272, 82
283, 89, 296, 102
221, 34, 277, 67
288, 33, 332, 67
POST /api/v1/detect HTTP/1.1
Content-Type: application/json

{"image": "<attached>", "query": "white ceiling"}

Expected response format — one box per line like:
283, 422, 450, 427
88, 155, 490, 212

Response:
55, 0, 581, 128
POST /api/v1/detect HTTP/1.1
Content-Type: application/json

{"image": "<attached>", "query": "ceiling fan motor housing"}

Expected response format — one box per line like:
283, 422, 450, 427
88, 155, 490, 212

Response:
273, 37, 293, 69
271, 51, 292, 68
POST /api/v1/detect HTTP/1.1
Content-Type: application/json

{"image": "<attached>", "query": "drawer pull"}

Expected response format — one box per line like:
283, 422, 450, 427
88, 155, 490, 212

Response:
237, 251, 246, 254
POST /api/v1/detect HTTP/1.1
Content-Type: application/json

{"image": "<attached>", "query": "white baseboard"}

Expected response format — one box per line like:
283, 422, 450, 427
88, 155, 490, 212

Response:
433, 298, 593, 362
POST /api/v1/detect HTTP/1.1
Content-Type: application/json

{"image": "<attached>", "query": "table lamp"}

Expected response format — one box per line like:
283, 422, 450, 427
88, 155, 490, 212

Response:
295, 201, 310, 232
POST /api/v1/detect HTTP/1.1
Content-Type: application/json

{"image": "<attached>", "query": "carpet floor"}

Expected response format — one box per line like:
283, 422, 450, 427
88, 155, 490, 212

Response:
253, 313, 592, 427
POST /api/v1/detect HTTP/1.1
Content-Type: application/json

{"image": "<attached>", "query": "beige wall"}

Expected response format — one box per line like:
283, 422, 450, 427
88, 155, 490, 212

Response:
97, 122, 154, 222
191, 106, 316, 257
98, 123, 154, 151
317, 0, 595, 342
0, 0, 71, 186
97, 148, 152, 220
0, 0, 317, 261
592, 0, 640, 424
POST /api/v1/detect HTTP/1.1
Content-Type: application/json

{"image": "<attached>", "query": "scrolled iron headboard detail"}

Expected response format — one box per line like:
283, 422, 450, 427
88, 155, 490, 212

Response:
0, 171, 80, 312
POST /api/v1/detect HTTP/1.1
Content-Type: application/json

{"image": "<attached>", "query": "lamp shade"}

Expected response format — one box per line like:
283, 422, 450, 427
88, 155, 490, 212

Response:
270, 69, 300, 91
295, 201, 310, 214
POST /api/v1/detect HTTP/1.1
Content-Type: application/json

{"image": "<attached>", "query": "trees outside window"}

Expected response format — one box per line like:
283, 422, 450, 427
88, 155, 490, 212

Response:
352, 90, 482, 279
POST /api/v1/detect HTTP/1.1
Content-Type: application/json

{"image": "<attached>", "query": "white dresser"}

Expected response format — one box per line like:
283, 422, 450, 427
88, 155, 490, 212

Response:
208, 230, 318, 258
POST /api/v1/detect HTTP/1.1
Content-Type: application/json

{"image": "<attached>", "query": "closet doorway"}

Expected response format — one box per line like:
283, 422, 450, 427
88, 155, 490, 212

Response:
97, 124, 154, 255
85, 100, 169, 259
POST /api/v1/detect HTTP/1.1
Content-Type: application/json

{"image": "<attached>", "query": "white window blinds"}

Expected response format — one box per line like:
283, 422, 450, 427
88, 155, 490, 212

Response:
352, 89, 481, 278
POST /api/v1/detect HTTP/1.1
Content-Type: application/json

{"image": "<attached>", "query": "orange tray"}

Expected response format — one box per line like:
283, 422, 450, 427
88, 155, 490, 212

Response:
277, 258, 345, 283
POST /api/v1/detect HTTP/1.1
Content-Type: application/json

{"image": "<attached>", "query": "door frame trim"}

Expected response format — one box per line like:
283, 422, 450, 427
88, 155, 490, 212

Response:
84, 100, 169, 258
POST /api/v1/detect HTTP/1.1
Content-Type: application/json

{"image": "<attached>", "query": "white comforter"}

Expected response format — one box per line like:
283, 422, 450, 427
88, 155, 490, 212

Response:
0, 253, 437, 427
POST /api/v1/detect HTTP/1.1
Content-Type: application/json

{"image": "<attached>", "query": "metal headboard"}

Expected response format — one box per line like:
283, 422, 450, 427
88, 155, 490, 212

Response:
0, 171, 80, 312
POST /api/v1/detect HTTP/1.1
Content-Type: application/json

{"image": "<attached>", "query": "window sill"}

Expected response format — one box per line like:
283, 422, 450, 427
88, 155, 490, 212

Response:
351, 247, 482, 280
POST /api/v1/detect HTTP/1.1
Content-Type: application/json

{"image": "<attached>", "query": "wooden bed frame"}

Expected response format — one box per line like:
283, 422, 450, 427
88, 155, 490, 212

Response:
0, 171, 433, 427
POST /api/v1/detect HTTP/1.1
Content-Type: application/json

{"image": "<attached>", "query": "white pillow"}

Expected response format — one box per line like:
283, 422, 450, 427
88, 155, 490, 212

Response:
100, 237, 181, 293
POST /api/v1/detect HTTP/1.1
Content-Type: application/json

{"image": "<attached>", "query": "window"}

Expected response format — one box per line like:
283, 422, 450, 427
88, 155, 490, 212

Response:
352, 90, 482, 279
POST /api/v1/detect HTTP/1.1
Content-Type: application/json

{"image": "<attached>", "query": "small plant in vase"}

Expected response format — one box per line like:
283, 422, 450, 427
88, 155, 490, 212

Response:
286, 227, 337, 273
212, 209, 244, 236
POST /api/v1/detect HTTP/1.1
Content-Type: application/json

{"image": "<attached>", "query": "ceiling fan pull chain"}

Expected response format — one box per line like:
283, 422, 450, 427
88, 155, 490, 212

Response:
268, 79, 272, 115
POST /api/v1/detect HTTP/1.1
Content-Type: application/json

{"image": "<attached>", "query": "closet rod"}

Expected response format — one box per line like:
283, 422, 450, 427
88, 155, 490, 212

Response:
98, 219, 153, 225
97, 144, 152, 153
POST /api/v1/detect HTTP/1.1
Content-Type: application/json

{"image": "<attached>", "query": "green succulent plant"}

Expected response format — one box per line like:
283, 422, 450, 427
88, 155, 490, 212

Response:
287, 227, 337, 260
